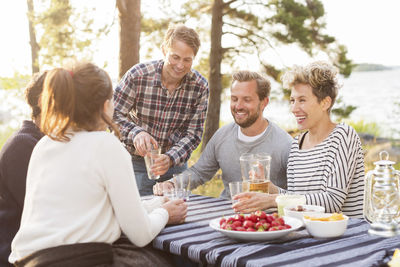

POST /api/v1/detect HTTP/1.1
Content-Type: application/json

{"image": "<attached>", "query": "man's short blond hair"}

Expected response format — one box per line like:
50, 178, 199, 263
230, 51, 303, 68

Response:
162, 24, 200, 56
232, 70, 271, 100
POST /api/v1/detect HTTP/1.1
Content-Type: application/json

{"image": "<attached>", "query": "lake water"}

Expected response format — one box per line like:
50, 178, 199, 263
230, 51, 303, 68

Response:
1, 69, 400, 138
221, 69, 400, 138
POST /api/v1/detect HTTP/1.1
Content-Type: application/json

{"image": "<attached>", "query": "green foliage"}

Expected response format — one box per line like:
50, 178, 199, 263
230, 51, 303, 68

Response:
0, 72, 31, 90
331, 97, 357, 120
269, 0, 322, 53
140, 0, 354, 82
33, 0, 108, 68
346, 120, 382, 137
333, 45, 354, 77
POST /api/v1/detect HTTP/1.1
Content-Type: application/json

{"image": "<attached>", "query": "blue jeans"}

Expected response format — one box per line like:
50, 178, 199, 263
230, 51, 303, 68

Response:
132, 155, 188, 196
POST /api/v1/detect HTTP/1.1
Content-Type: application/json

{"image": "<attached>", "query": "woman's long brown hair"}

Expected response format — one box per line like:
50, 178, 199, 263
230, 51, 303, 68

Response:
40, 63, 119, 141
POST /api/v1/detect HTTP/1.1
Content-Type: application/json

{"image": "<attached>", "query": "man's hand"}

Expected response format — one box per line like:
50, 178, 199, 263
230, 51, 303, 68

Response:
232, 192, 278, 213
153, 181, 175, 196
151, 154, 172, 176
133, 131, 158, 157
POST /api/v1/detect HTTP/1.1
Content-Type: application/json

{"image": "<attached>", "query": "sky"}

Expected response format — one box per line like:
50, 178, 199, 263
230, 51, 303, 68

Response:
0, 0, 399, 79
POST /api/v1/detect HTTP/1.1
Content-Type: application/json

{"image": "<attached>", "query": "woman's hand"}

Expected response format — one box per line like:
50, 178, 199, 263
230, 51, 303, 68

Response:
232, 192, 278, 213
268, 183, 279, 194
162, 199, 187, 224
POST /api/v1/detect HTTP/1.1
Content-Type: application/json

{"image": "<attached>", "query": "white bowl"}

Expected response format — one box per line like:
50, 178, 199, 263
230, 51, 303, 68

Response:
284, 205, 325, 226
209, 216, 303, 241
303, 213, 349, 238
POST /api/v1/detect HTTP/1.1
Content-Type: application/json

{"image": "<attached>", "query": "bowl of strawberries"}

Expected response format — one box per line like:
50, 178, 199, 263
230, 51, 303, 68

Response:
209, 210, 302, 241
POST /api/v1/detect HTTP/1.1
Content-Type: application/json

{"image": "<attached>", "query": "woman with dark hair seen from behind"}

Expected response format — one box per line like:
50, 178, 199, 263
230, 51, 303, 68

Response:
0, 72, 46, 267
9, 63, 186, 266
234, 61, 365, 218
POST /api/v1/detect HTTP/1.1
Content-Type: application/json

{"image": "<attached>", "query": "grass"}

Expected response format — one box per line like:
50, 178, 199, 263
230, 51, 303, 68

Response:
187, 144, 224, 198
346, 119, 381, 137
191, 174, 224, 198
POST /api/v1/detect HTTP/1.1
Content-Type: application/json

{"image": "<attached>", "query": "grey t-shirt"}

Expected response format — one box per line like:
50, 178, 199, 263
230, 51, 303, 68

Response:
185, 119, 293, 199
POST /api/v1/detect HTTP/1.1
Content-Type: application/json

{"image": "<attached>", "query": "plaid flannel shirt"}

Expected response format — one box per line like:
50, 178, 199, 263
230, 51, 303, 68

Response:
113, 60, 209, 166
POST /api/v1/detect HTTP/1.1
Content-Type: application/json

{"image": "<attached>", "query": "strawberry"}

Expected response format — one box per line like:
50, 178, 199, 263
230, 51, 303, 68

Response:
284, 224, 292, 229
271, 220, 280, 227
226, 217, 235, 224
243, 220, 255, 229
266, 215, 275, 223
258, 219, 267, 224
268, 226, 279, 231
220, 222, 227, 229
248, 213, 258, 222
232, 220, 243, 228
255, 222, 264, 229
255, 210, 267, 220
262, 222, 270, 230
276, 217, 285, 225
233, 214, 245, 222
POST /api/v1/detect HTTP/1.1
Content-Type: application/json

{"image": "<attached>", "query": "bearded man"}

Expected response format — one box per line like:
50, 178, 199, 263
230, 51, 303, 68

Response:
154, 70, 292, 199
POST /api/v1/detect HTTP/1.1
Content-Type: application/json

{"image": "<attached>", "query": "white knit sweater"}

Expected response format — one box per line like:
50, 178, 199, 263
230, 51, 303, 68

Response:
10, 131, 168, 263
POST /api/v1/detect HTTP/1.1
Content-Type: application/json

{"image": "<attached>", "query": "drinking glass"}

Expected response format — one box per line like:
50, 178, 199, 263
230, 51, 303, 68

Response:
173, 172, 191, 201
144, 147, 161, 180
240, 153, 254, 180
229, 181, 250, 204
275, 194, 306, 216
240, 153, 271, 193
163, 186, 178, 200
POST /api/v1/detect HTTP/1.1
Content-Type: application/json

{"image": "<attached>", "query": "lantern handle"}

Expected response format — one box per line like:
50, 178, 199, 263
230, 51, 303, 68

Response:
379, 151, 389, 161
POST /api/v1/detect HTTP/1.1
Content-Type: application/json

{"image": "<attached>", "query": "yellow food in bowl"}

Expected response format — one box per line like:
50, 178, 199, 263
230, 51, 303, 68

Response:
304, 213, 345, 221
389, 249, 400, 267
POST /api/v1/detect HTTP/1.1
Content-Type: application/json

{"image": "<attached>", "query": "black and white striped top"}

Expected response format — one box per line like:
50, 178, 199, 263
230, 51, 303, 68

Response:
283, 123, 365, 218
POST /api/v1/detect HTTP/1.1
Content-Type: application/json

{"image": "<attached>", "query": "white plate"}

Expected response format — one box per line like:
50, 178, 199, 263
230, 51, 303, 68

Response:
209, 216, 302, 241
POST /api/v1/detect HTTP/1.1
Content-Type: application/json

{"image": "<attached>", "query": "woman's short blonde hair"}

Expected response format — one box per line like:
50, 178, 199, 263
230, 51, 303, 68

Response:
282, 61, 340, 111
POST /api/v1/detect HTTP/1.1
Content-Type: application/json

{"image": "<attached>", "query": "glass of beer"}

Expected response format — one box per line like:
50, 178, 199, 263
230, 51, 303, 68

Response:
240, 153, 271, 193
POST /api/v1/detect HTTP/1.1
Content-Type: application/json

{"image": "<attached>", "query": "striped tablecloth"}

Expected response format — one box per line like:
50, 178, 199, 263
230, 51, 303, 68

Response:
151, 194, 400, 267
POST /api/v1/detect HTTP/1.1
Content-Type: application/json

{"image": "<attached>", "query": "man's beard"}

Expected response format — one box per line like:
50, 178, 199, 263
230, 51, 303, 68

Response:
232, 108, 260, 128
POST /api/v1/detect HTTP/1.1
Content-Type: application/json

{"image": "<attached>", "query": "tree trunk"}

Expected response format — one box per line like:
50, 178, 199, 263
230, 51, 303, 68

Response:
26, 0, 39, 74
201, 0, 224, 151
117, 0, 141, 79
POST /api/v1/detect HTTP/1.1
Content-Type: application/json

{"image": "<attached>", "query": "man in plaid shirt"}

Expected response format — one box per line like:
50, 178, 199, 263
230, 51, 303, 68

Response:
113, 24, 209, 196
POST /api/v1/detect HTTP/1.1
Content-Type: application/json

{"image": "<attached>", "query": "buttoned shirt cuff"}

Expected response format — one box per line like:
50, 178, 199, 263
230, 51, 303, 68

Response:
127, 127, 145, 146
165, 150, 182, 167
